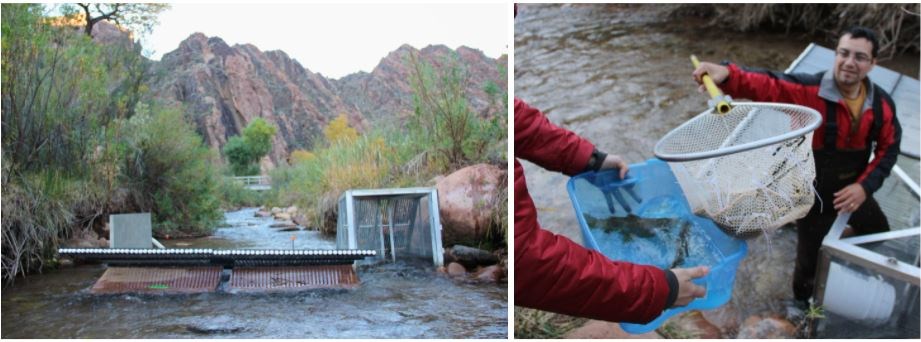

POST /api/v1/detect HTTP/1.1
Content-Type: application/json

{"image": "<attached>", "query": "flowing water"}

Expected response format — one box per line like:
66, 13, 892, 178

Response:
515, 3, 917, 336
1, 208, 507, 338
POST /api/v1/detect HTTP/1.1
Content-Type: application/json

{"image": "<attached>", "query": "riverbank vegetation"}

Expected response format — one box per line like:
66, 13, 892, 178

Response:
266, 52, 507, 240
666, 3, 920, 59
1, 4, 229, 283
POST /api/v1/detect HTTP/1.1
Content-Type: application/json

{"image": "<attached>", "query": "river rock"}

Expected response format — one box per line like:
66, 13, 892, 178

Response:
446, 262, 466, 277
736, 315, 797, 339
667, 311, 722, 338
271, 207, 283, 214
474, 265, 501, 283
270, 221, 297, 229
435, 164, 506, 245
292, 214, 309, 227
254, 210, 272, 218
700, 304, 741, 337
563, 320, 662, 339
274, 212, 292, 221
445, 245, 499, 269
64, 229, 108, 248
285, 205, 298, 214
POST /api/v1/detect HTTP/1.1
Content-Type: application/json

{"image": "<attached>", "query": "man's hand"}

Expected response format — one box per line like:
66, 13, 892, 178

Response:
834, 183, 867, 213
599, 154, 629, 179
691, 62, 730, 93
669, 266, 709, 307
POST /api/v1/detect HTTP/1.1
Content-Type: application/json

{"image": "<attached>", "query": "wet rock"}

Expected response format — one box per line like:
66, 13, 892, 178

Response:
445, 245, 499, 269
270, 221, 296, 228
436, 164, 506, 246
274, 212, 292, 221
446, 262, 466, 277
737, 315, 797, 339
271, 207, 283, 214
65, 237, 102, 249
186, 324, 244, 335
474, 265, 501, 283
254, 210, 272, 218
667, 311, 722, 338
275, 227, 299, 232
292, 214, 309, 227
700, 304, 741, 337
564, 320, 662, 339
97, 222, 110, 240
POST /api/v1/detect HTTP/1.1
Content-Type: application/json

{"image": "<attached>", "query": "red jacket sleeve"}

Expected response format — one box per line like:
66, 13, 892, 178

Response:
514, 98, 594, 176
514, 160, 671, 323
513, 98, 671, 323
722, 64, 823, 109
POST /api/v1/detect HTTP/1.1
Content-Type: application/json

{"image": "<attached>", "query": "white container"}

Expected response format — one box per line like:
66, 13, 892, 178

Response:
823, 262, 896, 326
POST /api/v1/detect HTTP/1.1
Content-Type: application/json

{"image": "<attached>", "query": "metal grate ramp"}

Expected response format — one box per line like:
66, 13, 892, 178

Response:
228, 265, 359, 293
91, 266, 221, 294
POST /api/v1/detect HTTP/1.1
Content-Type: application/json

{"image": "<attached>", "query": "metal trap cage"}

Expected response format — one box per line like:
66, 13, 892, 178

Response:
336, 187, 444, 266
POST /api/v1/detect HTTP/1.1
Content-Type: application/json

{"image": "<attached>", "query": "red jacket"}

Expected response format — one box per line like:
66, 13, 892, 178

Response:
514, 98, 672, 323
721, 64, 901, 194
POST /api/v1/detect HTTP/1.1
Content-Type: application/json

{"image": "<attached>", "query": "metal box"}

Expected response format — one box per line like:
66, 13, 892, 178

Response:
336, 187, 444, 266
109, 213, 152, 249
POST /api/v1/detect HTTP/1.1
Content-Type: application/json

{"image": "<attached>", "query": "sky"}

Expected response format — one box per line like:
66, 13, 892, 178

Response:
143, 3, 509, 79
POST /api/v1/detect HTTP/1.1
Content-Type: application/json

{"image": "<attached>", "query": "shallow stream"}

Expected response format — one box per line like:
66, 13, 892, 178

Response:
1, 208, 507, 338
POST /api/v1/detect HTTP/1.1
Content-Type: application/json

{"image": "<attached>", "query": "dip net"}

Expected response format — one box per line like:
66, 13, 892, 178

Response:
654, 102, 822, 238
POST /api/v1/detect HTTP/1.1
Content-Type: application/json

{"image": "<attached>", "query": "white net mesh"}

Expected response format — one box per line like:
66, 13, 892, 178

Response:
655, 102, 822, 237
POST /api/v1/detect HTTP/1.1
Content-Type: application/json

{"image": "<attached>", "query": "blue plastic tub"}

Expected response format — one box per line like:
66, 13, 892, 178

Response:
567, 158, 747, 334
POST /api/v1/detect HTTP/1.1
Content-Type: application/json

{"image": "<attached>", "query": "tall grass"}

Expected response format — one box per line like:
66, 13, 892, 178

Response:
269, 129, 425, 234
268, 52, 508, 239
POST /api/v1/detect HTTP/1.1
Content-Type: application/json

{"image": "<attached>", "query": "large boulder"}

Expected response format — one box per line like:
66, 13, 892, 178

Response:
436, 164, 506, 246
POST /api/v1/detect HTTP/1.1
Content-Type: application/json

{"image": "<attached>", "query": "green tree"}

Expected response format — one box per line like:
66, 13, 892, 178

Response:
223, 118, 277, 176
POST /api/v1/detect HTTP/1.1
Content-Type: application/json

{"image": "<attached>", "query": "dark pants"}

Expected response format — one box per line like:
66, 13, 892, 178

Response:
792, 196, 889, 301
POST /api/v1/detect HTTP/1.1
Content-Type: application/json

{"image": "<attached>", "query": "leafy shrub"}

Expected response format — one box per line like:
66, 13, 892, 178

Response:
121, 103, 223, 236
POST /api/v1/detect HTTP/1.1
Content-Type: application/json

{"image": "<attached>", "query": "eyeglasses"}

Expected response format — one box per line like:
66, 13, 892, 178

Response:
836, 49, 872, 64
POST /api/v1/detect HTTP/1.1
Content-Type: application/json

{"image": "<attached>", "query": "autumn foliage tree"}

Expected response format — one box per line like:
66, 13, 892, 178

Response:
323, 114, 358, 145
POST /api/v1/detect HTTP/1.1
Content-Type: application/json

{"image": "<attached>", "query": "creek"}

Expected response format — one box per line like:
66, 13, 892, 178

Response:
1, 208, 507, 338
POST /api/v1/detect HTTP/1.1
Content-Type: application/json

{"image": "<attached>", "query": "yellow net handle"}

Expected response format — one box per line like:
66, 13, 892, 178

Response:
691, 55, 732, 115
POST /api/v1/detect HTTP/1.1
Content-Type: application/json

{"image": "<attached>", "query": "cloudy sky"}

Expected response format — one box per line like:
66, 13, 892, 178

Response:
143, 3, 509, 79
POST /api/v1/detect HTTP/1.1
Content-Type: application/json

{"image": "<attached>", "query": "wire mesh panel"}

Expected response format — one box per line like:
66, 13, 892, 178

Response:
91, 267, 221, 294
335, 188, 443, 266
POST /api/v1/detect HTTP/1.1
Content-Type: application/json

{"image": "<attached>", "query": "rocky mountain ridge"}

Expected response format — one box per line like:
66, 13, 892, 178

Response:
148, 32, 507, 169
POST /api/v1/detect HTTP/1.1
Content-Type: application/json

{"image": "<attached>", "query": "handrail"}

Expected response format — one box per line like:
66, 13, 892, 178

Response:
230, 175, 270, 186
